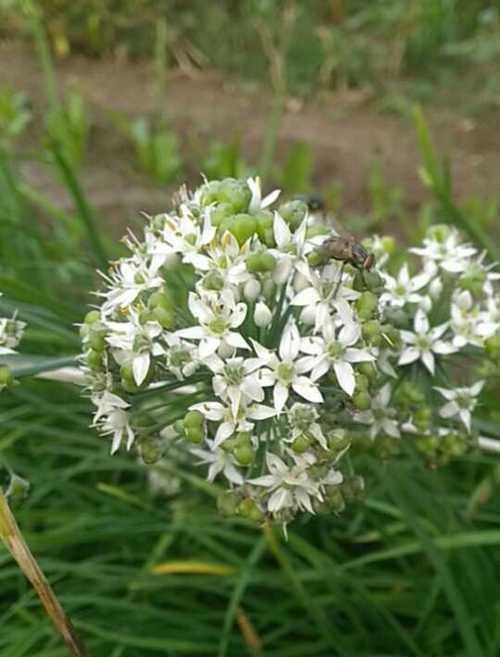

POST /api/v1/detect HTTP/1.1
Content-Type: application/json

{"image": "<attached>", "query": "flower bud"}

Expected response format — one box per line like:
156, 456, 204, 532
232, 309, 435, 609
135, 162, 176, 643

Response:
0, 366, 13, 389
429, 277, 443, 300
238, 498, 264, 522
229, 213, 257, 246
217, 491, 240, 516
254, 302, 272, 327
356, 291, 378, 321
234, 444, 255, 465
84, 310, 100, 324
278, 200, 307, 230
292, 434, 311, 453
243, 278, 261, 302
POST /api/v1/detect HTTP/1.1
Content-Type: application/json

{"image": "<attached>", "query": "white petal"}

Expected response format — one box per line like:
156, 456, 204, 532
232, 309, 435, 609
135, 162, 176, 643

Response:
291, 287, 321, 307
226, 332, 250, 350
133, 353, 150, 386
398, 347, 420, 366
274, 383, 289, 413
333, 361, 355, 396
421, 350, 435, 374
273, 211, 291, 249
199, 336, 220, 359
292, 377, 324, 403
248, 404, 277, 420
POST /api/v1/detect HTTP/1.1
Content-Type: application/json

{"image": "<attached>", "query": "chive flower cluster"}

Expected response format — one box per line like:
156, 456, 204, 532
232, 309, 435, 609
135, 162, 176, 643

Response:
80, 177, 500, 524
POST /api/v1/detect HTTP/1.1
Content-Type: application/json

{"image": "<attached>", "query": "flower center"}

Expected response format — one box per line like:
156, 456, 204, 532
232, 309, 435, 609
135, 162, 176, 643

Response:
326, 340, 345, 360
276, 361, 295, 384
208, 317, 229, 335
223, 363, 245, 385
416, 335, 431, 351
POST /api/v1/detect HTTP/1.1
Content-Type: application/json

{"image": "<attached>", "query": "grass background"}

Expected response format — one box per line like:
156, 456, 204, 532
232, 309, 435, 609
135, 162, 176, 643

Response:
1, 1, 500, 655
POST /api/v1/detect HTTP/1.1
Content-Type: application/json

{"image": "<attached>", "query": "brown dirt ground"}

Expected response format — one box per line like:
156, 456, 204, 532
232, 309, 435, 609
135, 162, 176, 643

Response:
1, 41, 499, 239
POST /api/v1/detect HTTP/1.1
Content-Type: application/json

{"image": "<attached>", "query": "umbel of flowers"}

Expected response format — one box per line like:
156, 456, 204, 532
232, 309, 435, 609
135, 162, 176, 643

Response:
80, 176, 499, 525
0, 293, 26, 391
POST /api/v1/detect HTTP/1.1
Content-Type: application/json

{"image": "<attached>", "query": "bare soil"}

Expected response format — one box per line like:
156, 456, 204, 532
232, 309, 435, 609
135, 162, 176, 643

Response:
1, 41, 499, 238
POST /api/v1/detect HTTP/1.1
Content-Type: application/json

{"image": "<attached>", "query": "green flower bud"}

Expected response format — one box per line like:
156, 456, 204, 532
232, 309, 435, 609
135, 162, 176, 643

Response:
278, 200, 307, 230
292, 434, 311, 454
238, 498, 264, 522
184, 410, 204, 428
184, 425, 204, 444
86, 349, 103, 370
357, 362, 377, 380
202, 270, 225, 291
383, 308, 410, 329
326, 488, 345, 513
328, 429, 350, 452
121, 377, 139, 393
211, 202, 234, 227
140, 437, 163, 465
362, 319, 381, 341
362, 271, 384, 293
84, 310, 100, 324
218, 178, 251, 213
307, 250, 325, 267
255, 210, 274, 242
200, 180, 222, 207
217, 491, 240, 516
356, 291, 378, 321
152, 305, 175, 330
352, 391, 371, 411
229, 213, 257, 246
306, 224, 330, 239
234, 444, 255, 465
414, 406, 432, 432
0, 365, 13, 388
88, 330, 107, 352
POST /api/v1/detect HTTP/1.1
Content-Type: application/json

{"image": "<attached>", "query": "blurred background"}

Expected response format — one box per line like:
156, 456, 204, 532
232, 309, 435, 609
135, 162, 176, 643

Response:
1, 2, 500, 656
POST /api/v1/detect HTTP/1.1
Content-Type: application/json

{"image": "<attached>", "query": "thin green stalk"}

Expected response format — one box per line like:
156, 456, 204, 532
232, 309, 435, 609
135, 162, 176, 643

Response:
49, 143, 108, 270
25, 1, 59, 113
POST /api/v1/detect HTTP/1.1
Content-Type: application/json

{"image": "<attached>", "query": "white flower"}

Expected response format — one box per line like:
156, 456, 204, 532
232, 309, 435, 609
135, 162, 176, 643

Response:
91, 391, 134, 453
354, 383, 400, 439
99, 258, 163, 314
163, 333, 198, 379
300, 320, 373, 396
0, 316, 26, 354
156, 210, 216, 270
250, 452, 321, 514
104, 311, 163, 385
434, 381, 484, 432
206, 354, 266, 415
177, 289, 249, 358
450, 291, 497, 348
252, 322, 322, 413
291, 261, 359, 330
191, 400, 276, 447
399, 309, 456, 374
191, 441, 243, 485
380, 264, 431, 308
411, 229, 476, 273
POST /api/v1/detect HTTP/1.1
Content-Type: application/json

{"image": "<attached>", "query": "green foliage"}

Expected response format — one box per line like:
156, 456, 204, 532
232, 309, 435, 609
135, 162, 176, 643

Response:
121, 116, 183, 186
45, 90, 90, 169
201, 137, 250, 181
0, 85, 31, 147
276, 141, 315, 194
